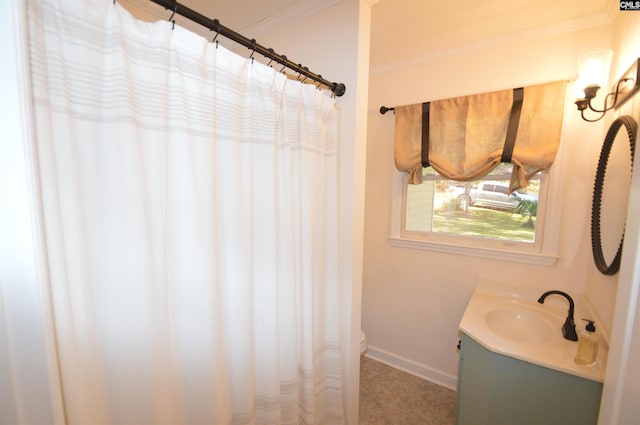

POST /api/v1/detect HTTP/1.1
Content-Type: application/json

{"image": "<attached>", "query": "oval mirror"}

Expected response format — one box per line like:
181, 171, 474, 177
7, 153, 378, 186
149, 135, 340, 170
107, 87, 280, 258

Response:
591, 115, 637, 275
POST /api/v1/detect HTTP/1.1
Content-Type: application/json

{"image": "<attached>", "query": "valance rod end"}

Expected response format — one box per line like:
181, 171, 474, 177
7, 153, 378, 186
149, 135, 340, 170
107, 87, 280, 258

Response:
380, 106, 395, 115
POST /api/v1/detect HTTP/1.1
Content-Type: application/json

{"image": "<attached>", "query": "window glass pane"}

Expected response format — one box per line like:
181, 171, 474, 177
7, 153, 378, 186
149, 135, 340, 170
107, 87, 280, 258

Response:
405, 166, 540, 243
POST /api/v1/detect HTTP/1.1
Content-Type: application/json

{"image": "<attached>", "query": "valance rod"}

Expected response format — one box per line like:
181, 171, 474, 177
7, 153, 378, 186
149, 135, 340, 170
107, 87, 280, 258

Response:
146, 0, 346, 97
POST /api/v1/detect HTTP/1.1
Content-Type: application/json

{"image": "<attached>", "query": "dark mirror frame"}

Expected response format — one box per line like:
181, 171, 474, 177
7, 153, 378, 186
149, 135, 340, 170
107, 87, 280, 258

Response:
591, 115, 637, 275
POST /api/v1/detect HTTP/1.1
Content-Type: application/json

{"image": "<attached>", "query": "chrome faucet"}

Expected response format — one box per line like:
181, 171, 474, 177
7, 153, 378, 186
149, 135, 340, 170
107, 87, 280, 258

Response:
537, 290, 578, 341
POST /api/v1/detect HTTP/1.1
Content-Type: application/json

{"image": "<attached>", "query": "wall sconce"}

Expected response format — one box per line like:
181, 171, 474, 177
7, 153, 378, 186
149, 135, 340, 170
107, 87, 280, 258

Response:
575, 51, 640, 122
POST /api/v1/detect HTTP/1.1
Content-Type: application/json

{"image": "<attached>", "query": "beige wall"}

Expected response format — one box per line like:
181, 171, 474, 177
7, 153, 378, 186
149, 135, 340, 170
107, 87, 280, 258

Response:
363, 16, 621, 387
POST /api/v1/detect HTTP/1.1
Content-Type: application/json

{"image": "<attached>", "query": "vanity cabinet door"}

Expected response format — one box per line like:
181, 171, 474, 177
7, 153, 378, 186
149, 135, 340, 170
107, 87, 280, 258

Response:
455, 333, 602, 425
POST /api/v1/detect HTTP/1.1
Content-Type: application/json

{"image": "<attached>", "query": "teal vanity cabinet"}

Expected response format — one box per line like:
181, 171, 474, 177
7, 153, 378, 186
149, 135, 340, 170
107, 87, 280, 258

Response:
455, 333, 603, 425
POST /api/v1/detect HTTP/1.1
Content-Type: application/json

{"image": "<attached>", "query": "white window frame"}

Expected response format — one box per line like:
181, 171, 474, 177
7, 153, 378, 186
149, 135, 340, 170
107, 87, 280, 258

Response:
389, 165, 562, 266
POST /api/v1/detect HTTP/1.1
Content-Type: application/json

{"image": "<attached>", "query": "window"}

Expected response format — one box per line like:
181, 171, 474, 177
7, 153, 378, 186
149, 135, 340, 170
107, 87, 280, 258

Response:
406, 164, 539, 243
391, 163, 559, 266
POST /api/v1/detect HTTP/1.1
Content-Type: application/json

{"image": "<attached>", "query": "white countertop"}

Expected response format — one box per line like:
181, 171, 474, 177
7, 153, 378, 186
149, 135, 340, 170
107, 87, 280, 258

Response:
459, 279, 607, 383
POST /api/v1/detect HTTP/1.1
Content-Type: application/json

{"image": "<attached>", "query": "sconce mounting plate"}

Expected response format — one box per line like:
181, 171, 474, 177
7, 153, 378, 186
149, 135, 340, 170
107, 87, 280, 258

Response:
615, 57, 640, 109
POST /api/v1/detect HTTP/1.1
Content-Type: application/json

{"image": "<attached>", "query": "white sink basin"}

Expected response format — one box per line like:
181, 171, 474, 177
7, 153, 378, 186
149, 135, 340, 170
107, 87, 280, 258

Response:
459, 279, 608, 383
485, 307, 554, 343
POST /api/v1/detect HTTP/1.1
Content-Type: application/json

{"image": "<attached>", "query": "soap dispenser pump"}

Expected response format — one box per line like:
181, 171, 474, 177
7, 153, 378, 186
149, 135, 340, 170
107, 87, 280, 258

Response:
575, 319, 598, 367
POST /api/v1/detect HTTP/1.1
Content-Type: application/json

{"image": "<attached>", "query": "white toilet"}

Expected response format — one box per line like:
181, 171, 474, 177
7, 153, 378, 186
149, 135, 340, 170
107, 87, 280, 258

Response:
359, 330, 368, 355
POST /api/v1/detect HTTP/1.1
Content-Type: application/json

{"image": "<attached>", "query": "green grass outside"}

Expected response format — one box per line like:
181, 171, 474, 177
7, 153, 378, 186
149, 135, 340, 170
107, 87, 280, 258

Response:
433, 207, 536, 242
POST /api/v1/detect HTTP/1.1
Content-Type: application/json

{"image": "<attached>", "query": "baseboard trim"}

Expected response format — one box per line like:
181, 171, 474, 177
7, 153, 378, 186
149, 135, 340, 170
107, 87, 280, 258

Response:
364, 345, 458, 391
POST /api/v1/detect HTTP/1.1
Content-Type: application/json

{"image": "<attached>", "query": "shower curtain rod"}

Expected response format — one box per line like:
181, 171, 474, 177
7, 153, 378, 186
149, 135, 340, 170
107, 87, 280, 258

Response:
146, 0, 346, 97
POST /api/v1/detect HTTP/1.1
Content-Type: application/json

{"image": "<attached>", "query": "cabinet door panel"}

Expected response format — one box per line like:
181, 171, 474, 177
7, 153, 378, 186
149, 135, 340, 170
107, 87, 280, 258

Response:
455, 334, 602, 425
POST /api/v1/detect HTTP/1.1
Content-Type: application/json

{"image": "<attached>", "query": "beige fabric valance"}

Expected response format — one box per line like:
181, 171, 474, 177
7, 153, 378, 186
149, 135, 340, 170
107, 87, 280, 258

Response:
394, 81, 567, 191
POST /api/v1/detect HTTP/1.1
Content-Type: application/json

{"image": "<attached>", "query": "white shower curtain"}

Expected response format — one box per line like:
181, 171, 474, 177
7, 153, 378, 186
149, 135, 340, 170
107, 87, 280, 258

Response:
27, 0, 344, 423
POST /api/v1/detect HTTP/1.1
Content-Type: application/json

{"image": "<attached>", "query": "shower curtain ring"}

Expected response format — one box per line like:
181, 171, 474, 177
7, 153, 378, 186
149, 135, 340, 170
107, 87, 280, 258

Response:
294, 65, 306, 81
279, 55, 287, 73
168, 4, 177, 29
266, 48, 275, 67
300, 67, 309, 83
211, 19, 220, 43
248, 39, 257, 63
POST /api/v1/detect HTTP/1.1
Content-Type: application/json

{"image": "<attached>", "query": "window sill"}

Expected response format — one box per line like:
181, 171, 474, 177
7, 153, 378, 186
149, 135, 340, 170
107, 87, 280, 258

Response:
388, 236, 559, 266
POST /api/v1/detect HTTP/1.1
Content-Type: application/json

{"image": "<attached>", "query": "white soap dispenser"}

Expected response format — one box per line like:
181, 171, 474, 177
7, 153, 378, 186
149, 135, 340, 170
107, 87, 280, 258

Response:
575, 319, 598, 367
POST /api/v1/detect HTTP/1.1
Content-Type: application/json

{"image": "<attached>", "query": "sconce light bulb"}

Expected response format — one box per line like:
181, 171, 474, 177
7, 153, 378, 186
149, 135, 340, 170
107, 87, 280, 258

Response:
577, 50, 613, 88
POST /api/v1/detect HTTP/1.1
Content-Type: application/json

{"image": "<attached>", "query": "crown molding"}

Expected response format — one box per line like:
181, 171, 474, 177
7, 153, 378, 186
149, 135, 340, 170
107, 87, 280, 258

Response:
371, 9, 616, 75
